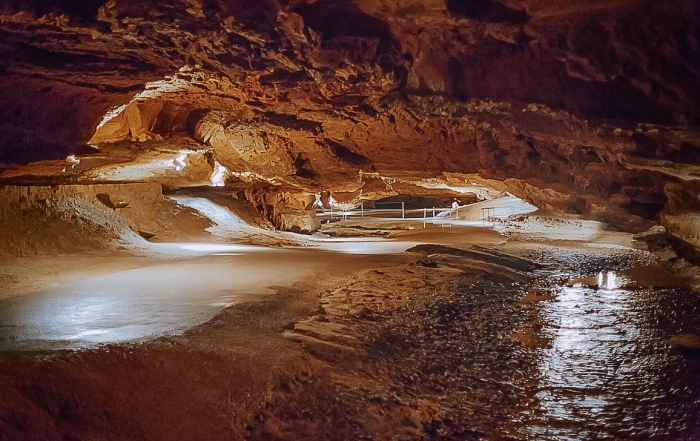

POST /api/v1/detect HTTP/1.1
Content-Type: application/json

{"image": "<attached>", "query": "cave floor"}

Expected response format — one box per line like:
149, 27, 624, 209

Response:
1, 219, 699, 440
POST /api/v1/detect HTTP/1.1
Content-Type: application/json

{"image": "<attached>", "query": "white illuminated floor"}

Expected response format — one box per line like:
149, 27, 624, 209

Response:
0, 234, 436, 350
0, 248, 321, 350
0, 193, 627, 351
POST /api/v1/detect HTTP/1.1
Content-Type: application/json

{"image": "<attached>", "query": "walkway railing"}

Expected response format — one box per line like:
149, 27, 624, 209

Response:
480, 205, 515, 228
317, 203, 476, 227
315, 202, 517, 228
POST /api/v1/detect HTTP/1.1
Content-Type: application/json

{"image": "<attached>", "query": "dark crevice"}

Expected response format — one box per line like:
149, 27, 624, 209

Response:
294, 0, 392, 41
185, 108, 211, 139
322, 139, 370, 166
294, 152, 316, 178
445, 0, 529, 24
264, 113, 322, 132
3, 0, 108, 22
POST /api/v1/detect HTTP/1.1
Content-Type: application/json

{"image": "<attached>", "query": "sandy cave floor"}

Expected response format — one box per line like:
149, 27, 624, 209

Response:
0, 208, 699, 440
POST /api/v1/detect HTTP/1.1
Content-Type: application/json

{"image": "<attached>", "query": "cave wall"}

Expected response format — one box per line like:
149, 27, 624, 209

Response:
0, 0, 698, 227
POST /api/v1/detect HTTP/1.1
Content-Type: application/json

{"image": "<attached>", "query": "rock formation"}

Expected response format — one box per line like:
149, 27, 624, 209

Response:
0, 0, 698, 239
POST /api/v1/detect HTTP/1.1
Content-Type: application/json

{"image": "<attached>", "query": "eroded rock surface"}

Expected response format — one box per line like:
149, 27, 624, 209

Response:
0, 0, 698, 235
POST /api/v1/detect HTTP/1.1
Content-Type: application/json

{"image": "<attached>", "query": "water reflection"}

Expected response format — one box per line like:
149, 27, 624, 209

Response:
520, 275, 700, 440
596, 270, 628, 290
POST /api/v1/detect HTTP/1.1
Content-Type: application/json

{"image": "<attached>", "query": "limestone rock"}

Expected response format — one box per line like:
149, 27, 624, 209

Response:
0, 0, 699, 233
669, 334, 700, 353
633, 226, 668, 241
276, 210, 321, 233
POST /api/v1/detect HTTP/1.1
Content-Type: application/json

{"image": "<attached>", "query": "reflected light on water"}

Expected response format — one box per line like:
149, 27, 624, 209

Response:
522, 274, 691, 439
598, 270, 628, 290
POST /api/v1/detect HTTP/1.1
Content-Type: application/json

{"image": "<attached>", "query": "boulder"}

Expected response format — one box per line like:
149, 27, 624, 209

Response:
276, 210, 321, 233
633, 225, 668, 241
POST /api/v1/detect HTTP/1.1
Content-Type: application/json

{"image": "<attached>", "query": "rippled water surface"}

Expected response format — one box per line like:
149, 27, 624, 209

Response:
364, 266, 700, 440
519, 273, 700, 440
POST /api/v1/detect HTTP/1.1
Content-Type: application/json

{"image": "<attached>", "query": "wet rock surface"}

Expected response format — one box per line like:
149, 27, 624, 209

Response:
518, 282, 700, 440
248, 245, 700, 440
254, 262, 531, 440
0, 240, 699, 440
669, 334, 700, 353
362, 273, 532, 440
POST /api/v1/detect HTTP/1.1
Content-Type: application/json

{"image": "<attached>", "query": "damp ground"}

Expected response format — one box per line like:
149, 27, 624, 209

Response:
1, 221, 699, 440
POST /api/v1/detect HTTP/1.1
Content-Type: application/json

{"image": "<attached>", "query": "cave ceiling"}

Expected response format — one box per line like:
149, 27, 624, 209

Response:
0, 0, 699, 229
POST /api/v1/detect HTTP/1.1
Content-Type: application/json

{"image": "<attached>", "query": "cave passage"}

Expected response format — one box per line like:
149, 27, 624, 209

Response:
1, 0, 700, 439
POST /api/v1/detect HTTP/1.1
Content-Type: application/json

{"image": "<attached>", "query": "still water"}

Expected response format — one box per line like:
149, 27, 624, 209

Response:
363, 265, 700, 440
518, 271, 700, 440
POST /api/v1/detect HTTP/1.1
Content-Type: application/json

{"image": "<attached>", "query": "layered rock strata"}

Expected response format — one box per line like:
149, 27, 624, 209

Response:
0, 0, 697, 236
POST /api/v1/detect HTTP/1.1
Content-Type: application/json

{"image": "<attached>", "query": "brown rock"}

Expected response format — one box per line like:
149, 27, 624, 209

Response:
669, 334, 700, 352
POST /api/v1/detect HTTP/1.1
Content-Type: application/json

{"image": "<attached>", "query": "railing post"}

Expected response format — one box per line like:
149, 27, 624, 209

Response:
432, 207, 435, 217
361, 202, 364, 217
423, 208, 426, 228
402, 202, 405, 220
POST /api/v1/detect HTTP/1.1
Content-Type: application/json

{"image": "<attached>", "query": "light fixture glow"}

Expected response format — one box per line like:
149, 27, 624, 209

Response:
174, 152, 188, 172
210, 160, 228, 187
313, 193, 323, 208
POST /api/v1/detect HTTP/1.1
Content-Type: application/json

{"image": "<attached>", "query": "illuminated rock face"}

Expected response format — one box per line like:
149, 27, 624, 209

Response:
0, 0, 698, 233
0, 182, 214, 254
